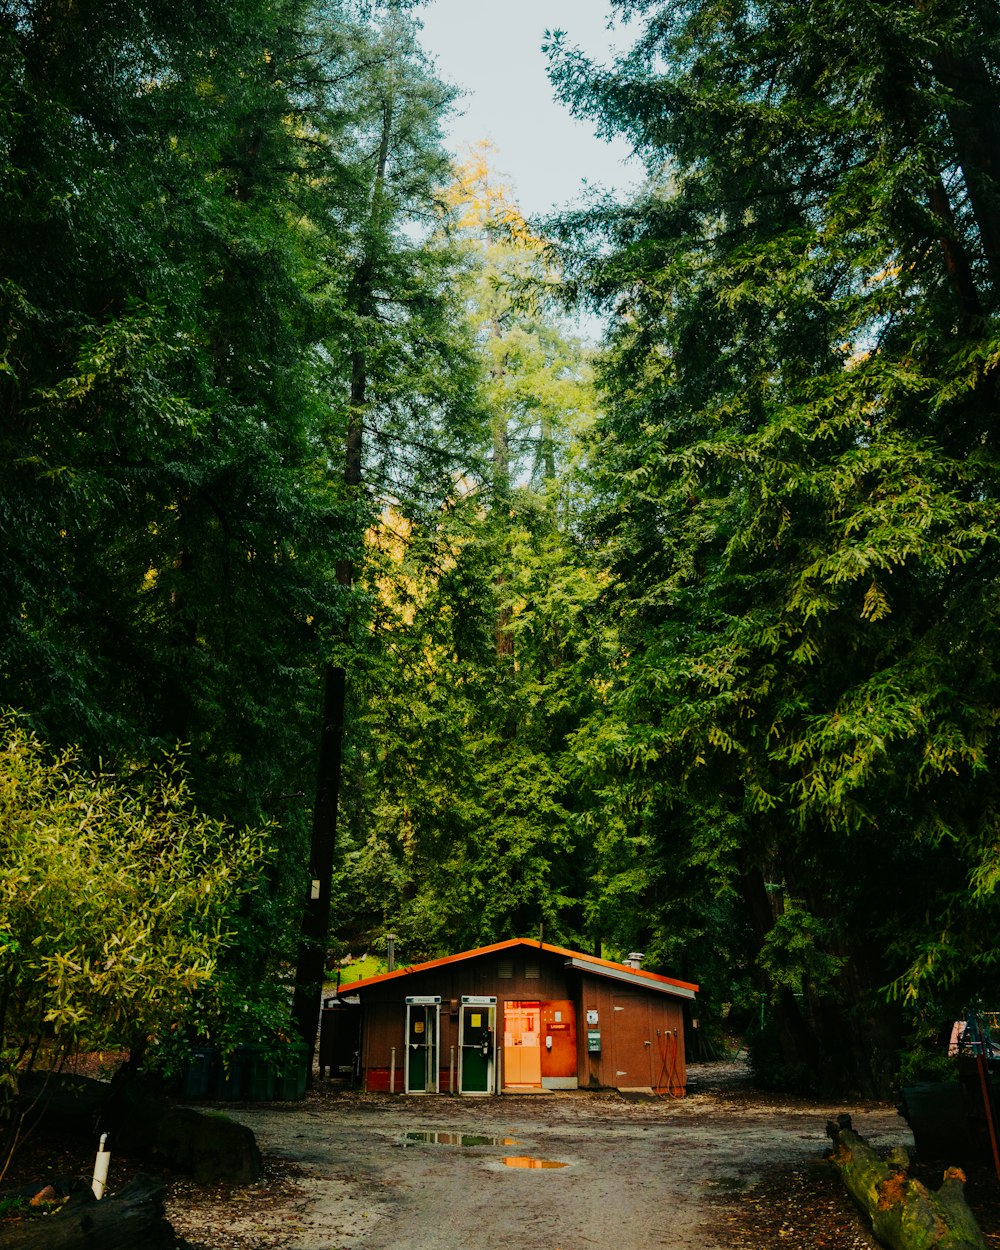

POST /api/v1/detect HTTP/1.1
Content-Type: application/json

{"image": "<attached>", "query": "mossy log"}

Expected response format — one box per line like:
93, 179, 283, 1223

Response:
827, 1114, 986, 1250
0, 1173, 184, 1249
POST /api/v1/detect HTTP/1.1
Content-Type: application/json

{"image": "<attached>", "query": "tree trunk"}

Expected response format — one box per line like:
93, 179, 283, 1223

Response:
827, 1114, 987, 1250
291, 663, 346, 1053
927, 174, 985, 321
491, 376, 513, 658
932, 47, 1000, 302
739, 864, 818, 1078
290, 48, 395, 1066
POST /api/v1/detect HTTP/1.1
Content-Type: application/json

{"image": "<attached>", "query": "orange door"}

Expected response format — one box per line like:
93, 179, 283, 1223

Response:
610, 995, 654, 1088
539, 1001, 577, 1083
503, 1002, 541, 1086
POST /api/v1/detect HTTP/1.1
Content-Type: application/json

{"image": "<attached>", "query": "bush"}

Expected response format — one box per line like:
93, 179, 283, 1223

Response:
743, 1007, 818, 1095
0, 716, 270, 1175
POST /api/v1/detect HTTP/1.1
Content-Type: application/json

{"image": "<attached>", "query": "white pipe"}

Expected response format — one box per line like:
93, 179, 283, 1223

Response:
92, 1133, 111, 1199
390, 1047, 396, 1094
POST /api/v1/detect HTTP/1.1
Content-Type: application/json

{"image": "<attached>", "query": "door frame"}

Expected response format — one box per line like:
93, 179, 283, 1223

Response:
539, 1000, 578, 1090
404, 996, 441, 1094
610, 994, 654, 1088
458, 996, 497, 1095
502, 999, 542, 1090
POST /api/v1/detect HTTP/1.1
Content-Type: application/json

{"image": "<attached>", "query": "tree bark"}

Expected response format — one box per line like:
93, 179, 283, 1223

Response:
490, 349, 514, 658
927, 174, 985, 321
291, 664, 346, 1053
827, 1114, 987, 1250
932, 47, 1000, 303
739, 863, 818, 1078
290, 41, 396, 1066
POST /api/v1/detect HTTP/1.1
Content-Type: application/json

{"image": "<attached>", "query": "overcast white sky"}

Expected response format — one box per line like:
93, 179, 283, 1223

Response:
417, 0, 639, 218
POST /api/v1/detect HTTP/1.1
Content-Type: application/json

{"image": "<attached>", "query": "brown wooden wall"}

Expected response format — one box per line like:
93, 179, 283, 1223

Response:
576, 973, 687, 1095
354, 947, 689, 1095
359, 947, 571, 1090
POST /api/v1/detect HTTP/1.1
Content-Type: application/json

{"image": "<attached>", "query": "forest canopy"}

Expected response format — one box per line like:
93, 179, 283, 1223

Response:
545, 0, 1000, 1092
2, 0, 1000, 1098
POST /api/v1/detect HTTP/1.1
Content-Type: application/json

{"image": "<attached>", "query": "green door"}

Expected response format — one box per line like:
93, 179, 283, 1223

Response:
459, 1001, 495, 1094
405, 1001, 439, 1093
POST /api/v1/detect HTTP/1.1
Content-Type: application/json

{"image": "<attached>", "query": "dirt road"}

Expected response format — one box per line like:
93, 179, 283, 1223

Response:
169, 1064, 905, 1250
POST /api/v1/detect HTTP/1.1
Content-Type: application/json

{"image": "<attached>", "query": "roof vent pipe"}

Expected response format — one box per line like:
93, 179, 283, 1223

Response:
624, 952, 645, 970
387, 933, 396, 972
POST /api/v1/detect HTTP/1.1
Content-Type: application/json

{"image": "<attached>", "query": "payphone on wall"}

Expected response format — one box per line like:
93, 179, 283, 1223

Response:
458, 996, 496, 1094
404, 996, 441, 1094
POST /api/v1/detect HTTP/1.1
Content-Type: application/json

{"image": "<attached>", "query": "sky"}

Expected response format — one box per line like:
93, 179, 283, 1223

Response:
416, 0, 640, 219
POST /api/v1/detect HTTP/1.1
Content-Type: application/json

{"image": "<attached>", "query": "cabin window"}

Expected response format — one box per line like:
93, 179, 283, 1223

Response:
525, 962, 540, 979
498, 959, 513, 979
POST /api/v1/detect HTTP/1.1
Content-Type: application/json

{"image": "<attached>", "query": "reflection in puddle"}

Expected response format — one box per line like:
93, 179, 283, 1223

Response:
403, 1131, 522, 1147
503, 1156, 568, 1169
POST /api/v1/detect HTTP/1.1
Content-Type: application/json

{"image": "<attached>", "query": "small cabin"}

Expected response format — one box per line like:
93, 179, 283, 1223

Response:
325, 938, 697, 1096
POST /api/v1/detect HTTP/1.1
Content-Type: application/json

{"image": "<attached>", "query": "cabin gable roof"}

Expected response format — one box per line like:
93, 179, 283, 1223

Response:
336, 938, 698, 1000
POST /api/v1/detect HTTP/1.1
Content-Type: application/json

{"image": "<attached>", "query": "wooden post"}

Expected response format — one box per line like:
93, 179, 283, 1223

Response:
968, 1014, 1000, 1183
974, 1049, 1000, 1182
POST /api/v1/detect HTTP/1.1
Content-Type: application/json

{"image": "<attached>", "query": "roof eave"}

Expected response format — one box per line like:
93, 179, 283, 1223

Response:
564, 958, 697, 999
333, 937, 698, 999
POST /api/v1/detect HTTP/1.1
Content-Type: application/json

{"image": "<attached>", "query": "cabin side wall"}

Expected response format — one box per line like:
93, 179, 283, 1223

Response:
575, 973, 687, 1093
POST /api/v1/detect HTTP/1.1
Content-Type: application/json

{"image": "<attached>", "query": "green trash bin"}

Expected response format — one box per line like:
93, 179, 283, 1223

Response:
274, 1043, 310, 1100
181, 1046, 217, 1099
901, 1081, 969, 1159
213, 1047, 248, 1099
243, 1045, 276, 1101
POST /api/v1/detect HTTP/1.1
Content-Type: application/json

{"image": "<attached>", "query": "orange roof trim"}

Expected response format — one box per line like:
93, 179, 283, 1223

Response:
337, 938, 699, 997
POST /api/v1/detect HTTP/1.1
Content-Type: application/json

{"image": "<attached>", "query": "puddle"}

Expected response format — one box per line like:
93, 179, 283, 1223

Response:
502, 1156, 568, 1169
403, 1131, 522, 1147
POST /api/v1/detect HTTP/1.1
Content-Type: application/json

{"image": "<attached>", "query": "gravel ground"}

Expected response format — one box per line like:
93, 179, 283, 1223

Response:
164, 1062, 912, 1250
9, 1060, 1000, 1250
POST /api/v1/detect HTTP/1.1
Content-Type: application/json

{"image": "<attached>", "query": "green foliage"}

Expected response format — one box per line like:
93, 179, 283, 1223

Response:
0, 1195, 28, 1219
0, 717, 267, 1148
336, 953, 386, 985
757, 903, 847, 1000
14, 0, 1000, 1106
898, 1016, 961, 1087
331, 159, 610, 961
0, 0, 356, 830
545, 0, 1000, 1092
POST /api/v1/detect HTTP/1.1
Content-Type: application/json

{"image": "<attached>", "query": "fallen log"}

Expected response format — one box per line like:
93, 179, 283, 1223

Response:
0, 1173, 185, 1250
827, 1114, 986, 1250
